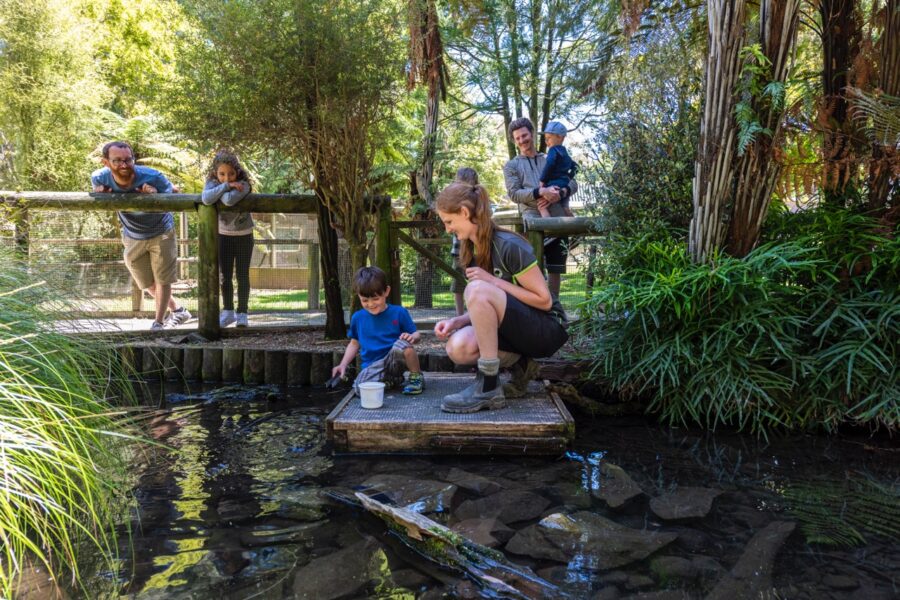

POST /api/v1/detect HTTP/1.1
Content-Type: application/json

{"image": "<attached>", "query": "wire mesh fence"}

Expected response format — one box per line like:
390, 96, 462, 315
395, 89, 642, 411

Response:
0, 208, 596, 331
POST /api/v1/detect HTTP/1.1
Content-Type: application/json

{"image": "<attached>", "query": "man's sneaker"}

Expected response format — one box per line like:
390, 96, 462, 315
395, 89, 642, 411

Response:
165, 307, 192, 328
150, 320, 165, 331
503, 356, 540, 398
235, 313, 249, 327
403, 372, 425, 395
220, 310, 236, 327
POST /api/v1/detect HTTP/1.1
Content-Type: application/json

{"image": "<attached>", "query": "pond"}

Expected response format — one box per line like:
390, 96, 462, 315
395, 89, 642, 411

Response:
93, 383, 898, 599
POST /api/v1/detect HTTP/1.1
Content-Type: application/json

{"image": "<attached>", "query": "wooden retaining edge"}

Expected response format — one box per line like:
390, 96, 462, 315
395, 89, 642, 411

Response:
117, 344, 584, 386
119, 344, 453, 386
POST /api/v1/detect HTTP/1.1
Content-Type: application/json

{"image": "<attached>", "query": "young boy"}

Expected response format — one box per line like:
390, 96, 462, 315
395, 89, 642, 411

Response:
537, 121, 577, 218
332, 266, 425, 395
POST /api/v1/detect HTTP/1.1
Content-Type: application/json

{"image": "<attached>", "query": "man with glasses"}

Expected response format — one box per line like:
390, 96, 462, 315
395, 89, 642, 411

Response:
91, 141, 191, 330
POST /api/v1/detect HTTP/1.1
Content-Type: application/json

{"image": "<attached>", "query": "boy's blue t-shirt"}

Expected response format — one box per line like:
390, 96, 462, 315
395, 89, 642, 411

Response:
91, 165, 175, 239
349, 304, 416, 368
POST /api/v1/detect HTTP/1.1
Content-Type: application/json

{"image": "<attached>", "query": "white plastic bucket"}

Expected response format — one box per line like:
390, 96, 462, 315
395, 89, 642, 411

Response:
358, 381, 385, 409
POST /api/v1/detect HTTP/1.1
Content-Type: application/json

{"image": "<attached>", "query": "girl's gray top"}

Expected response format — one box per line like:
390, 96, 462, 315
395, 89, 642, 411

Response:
201, 180, 254, 235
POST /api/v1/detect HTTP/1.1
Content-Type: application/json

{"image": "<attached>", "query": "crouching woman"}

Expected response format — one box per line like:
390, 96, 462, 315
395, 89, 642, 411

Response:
433, 182, 568, 413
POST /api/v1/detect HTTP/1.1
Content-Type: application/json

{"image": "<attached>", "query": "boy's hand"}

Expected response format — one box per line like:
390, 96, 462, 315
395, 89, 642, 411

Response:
400, 331, 420, 344
332, 364, 347, 379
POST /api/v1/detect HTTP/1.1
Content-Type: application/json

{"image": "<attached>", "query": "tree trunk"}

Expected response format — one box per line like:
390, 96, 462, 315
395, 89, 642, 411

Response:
491, 24, 516, 159
689, 0, 749, 262
315, 191, 346, 339
528, 0, 542, 130
866, 0, 899, 212
819, 0, 862, 205
539, 3, 558, 154
416, 79, 440, 208
505, 0, 523, 118
726, 0, 801, 257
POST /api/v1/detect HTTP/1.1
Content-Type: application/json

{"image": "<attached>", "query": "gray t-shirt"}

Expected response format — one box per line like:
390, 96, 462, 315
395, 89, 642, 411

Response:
469, 229, 567, 323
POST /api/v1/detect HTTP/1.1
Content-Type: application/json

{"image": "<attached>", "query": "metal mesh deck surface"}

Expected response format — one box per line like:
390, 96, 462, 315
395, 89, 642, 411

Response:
333, 373, 565, 428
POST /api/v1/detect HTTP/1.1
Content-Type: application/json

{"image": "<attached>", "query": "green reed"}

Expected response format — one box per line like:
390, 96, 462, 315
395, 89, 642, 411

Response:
0, 261, 137, 597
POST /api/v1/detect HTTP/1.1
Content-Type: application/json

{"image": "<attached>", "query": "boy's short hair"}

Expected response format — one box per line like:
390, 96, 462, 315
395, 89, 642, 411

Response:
353, 266, 388, 297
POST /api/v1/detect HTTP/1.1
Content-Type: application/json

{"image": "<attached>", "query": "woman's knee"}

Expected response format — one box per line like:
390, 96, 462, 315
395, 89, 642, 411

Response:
445, 333, 477, 364
464, 280, 499, 306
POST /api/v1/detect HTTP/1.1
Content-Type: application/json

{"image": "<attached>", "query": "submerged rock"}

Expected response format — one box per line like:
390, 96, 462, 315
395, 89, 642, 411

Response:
454, 490, 551, 524
450, 518, 514, 548
361, 474, 458, 514
594, 463, 645, 509
705, 520, 796, 600
649, 487, 722, 521
292, 538, 380, 600
167, 384, 282, 404
444, 467, 503, 496
505, 511, 678, 569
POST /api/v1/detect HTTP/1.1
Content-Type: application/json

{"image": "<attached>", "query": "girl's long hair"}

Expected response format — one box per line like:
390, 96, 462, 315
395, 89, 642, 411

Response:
436, 182, 499, 272
205, 150, 251, 189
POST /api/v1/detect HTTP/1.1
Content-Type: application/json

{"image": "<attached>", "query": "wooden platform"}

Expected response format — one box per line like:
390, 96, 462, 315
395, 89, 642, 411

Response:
326, 373, 574, 455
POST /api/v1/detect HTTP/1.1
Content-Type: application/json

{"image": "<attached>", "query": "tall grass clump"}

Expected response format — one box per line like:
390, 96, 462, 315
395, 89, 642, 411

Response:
0, 257, 137, 597
575, 207, 899, 434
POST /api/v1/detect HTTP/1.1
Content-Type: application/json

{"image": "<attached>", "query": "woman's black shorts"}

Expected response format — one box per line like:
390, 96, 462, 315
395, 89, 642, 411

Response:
497, 292, 568, 358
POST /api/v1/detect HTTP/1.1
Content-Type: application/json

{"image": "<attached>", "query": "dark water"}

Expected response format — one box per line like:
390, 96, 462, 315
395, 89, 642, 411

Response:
99, 384, 898, 599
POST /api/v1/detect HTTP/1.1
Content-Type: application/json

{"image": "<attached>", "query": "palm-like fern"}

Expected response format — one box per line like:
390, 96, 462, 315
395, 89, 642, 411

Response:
93, 111, 205, 192
848, 87, 900, 147
782, 475, 900, 547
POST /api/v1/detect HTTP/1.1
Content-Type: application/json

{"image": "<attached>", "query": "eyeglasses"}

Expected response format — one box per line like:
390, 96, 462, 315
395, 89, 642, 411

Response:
109, 157, 135, 166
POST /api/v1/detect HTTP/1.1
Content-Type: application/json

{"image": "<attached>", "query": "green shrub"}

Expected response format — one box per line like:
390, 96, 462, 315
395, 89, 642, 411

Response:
575, 209, 899, 434
0, 261, 137, 596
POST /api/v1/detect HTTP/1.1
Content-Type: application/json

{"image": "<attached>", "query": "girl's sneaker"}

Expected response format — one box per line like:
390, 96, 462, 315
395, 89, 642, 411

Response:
402, 372, 425, 395
219, 310, 236, 327
235, 313, 249, 327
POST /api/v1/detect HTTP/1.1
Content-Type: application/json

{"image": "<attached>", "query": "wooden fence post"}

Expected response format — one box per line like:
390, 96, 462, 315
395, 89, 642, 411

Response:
11, 204, 29, 262
528, 230, 544, 273
308, 242, 320, 310
197, 203, 220, 340
375, 198, 392, 285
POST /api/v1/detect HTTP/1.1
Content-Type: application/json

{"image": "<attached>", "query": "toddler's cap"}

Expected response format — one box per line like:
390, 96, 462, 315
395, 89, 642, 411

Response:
538, 121, 568, 136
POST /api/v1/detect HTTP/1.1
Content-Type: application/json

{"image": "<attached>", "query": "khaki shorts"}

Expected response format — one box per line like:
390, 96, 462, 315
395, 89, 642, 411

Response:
122, 229, 178, 290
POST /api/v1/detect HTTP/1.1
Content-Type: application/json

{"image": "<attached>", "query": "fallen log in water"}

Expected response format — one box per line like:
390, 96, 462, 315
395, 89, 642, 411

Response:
354, 491, 568, 599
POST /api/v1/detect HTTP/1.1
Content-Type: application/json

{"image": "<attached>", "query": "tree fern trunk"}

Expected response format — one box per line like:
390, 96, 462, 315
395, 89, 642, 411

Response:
866, 0, 899, 212
819, 0, 862, 205
727, 0, 801, 257
689, 0, 748, 263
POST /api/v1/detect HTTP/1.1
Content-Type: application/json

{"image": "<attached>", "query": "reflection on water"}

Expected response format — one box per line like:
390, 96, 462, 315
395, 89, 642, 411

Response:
102, 384, 898, 599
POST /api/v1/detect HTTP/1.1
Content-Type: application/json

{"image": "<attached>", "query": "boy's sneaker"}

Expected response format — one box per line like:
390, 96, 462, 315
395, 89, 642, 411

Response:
402, 372, 425, 395
219, 310, 236, 327
235, 313, 249, 327
150, 320, 165, 331
165, 307, 192, 328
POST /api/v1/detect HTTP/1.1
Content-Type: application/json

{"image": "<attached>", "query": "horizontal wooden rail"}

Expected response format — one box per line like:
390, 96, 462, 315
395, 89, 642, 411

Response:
522, 216, 601, 235
0, 191, 319, 213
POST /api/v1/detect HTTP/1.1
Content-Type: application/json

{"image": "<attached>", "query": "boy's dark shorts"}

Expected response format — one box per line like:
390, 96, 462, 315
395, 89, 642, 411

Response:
498, 292, 568, 358
545, 237, 568, 274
